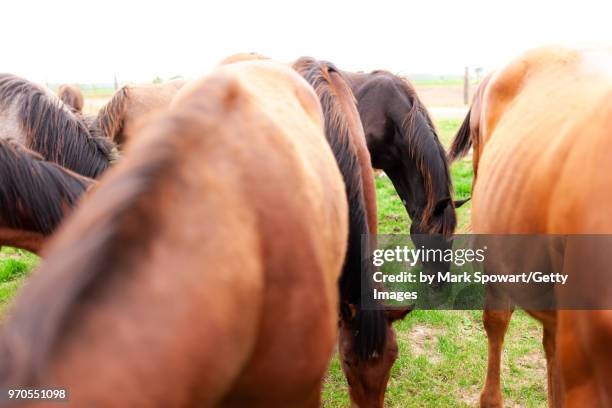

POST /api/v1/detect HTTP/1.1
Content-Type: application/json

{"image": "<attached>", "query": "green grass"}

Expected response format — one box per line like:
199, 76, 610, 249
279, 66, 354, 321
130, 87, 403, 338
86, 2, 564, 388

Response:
322, 118, 546, 407
0, 247, 38, 314
0, 117, 545, 407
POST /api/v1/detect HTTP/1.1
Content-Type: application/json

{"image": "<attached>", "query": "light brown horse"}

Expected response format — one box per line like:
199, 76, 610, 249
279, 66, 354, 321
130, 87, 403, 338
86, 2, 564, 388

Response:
0, 59, 348, 407
0, 74, 118, 178
0, 138, 93, 254
294, 57, 412, 408
56, 84, 84, 114
449, 45, 612, 407
93, 78, 186, 146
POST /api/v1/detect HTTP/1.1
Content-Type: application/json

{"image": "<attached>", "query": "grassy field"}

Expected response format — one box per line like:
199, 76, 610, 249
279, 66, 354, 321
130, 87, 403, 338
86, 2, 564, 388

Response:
0, 118, 546, 406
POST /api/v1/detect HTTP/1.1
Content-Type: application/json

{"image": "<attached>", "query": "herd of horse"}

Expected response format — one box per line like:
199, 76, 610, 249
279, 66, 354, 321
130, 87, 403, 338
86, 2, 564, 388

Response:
0, 45, 609, 407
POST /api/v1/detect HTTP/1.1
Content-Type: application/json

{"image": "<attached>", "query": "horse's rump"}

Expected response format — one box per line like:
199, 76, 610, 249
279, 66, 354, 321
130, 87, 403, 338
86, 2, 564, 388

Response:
0, 60, 347, 406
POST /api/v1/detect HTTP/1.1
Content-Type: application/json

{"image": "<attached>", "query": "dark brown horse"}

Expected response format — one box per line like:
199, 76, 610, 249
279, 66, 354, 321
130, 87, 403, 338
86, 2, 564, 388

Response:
294, 57, 412, 408
56, 84, 84, 114
0, 59, 349, 407
0, 139, 93, 254
341, 70, 466, 239
92, 79, 186, 146
0, 74, 118, 178
449, 45, 612, 407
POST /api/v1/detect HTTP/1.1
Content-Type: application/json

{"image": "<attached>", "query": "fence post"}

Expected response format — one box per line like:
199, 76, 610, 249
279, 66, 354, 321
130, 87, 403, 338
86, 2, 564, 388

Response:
463, 66, 469, 105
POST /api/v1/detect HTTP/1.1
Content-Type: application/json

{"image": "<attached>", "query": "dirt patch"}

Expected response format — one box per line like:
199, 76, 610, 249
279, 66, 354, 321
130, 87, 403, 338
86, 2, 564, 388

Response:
399, 325, 444, 364
516, 347, 547, 376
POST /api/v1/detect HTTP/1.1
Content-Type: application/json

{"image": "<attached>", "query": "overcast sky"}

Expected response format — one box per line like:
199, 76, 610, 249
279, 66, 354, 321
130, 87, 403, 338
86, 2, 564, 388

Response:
3, 0, 611, 84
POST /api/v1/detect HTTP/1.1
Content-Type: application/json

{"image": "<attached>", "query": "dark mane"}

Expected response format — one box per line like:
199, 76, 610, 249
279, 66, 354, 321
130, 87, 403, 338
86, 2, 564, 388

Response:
0, 74, 118, 178
92, 86, 130, 144
0, 119, 179, 387
294, 57, 387, 360
387, 72, 456, 235
0, 139, 93, 235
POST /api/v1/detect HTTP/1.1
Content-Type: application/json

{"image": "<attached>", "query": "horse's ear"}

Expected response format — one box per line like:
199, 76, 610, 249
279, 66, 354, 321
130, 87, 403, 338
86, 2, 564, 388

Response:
454, 197, 471, 208
385, 305, 414, 323
433, 197, 451, 215
341, 302, 357, 321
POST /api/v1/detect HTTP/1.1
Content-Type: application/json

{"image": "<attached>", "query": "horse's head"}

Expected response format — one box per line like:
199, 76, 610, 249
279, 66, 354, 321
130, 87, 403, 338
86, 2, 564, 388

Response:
350, 72, 467, 276
338, 305, 412, 408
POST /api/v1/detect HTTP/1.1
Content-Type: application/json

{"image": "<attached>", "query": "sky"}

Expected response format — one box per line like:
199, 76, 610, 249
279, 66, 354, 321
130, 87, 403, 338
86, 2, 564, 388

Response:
2, 0, 611, 84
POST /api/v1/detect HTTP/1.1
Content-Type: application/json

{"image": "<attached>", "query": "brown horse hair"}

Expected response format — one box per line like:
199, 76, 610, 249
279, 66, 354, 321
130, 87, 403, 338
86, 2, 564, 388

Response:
93, 86, 130, 144
57, 84, 84, 114
294, 57, 387, 360
389, 73, 455, 236
448, 107, 473, 162
0, 74, 119, 179
0, 119, 179, 387
0, 139, 94, 236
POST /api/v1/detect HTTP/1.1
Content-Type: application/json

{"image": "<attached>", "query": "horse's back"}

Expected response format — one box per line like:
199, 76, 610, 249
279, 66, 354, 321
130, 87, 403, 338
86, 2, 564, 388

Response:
473, 46, 612, 233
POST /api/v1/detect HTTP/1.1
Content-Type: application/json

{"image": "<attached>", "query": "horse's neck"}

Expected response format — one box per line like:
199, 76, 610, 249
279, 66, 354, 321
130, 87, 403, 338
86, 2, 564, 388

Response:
0, 225, 44, 254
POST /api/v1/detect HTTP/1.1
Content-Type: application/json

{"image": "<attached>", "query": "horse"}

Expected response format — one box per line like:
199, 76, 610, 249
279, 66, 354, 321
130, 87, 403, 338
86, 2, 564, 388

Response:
340, 69, 468, 275
0, 59, 349, 407
56, 84, 84, 114
449, 45, 612, 407
294, 57, 412, 408
0, 74, 118, 178
0, 138, 93, 254
93, 79, 186, 146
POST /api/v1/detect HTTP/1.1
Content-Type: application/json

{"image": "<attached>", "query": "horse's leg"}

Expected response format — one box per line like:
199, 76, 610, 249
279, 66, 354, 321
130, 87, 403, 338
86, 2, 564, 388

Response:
558, 310, 611, 407
480, 296, 514, 408
542, 320, 562, 408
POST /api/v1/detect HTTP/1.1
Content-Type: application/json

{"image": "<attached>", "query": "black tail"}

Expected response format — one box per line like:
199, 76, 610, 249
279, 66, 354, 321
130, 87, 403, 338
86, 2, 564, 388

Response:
448, 108, 473, 162
0, 139, 94, 236
295, 57, 387, 359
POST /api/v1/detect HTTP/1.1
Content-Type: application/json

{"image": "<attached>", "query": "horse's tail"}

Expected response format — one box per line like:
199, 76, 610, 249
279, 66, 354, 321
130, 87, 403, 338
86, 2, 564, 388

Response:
295, 57, 387, 360
95, 86, 129, 145
448, 108, 473, 162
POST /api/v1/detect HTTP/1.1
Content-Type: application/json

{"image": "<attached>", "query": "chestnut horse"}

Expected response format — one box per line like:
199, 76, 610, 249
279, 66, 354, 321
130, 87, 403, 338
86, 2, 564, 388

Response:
0, 59, 348, 407
294, 57, 412, 408
93, 79, 186, 146
340, 70, 467, 280
0, 74, 118, 178
56, 84, 84, 114
449, 45, 612, 407
0, 139, 93, 254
